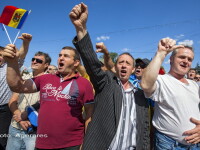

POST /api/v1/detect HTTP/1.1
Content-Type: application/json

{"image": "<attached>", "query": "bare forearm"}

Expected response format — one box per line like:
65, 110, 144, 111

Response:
19, 42, 29, 59
104, 54, 115, 71
77, 28, 87, 41
141, 51, 166, 94
8, 93, 22, 122
7, 60, 24, 92
85, 117, 91, 133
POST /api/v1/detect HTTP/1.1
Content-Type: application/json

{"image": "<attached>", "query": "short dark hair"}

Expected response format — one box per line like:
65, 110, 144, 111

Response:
115, 52, 135, 67
62, 46, 80, 61
0, 46, 4, 51
189, 68, 197, 73
34, 51, 51, 65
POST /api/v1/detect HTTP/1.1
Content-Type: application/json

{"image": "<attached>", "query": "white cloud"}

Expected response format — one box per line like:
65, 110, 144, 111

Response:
178, 40, 194, 46
164, 59, 170, 64
122, 48, 131, 52
96, 35, 110, 41
175, 34, 184, 40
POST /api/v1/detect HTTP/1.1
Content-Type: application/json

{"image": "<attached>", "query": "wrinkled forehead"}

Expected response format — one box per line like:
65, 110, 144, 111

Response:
60, 49, 75, 56
48, 65, 56, 69
189, 70, 196, 73
117, 54, 134, 62
177, 48, 194, 58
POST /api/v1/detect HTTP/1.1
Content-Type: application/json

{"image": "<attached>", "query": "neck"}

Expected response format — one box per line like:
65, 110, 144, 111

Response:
60, 71, 76, 80
121, 80, 131, 90
168, 70, 187, 83
33, 71, 44, 77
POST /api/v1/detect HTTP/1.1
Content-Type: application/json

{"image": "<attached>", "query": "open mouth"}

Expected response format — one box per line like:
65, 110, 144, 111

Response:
59, 63, 64, 67
120, 70, 127, 76
180, 64, 187, 68
136, 70, 140, 73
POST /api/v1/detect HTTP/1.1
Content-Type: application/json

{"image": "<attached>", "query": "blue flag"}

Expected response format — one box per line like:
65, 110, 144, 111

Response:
27, 106, 38, 127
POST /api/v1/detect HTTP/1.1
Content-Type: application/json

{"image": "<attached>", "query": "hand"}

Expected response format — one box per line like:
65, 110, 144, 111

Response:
18, 33, 32, 44
158, 38, 184, 55
19, 120, 31, 130
184, 117, 200, 144
13, 113, 22, 123
69, 3, 88, 32
21, 111, 28, 120
96, 42, 109, 55
3, 44, 18, 60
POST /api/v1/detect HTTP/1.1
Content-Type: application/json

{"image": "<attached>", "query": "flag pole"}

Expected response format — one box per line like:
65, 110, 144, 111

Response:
2, 24, 12, 44
13, 30, 21, 45
12, 10, 32, 45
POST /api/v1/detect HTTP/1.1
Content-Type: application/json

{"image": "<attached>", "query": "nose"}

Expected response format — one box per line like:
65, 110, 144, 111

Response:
121, 62, 127, 68
32, 59, 37, 63
59, 55, 65, 60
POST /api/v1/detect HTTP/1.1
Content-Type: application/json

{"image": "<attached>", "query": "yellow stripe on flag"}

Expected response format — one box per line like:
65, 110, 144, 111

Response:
8, 9, 27, 28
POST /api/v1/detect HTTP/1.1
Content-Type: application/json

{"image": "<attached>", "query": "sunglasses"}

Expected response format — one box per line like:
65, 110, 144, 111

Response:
32, 58, 43, 64
135, 62, 146, 69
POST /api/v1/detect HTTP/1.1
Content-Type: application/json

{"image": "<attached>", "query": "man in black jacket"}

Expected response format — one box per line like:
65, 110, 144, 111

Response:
70, 3, 150, 150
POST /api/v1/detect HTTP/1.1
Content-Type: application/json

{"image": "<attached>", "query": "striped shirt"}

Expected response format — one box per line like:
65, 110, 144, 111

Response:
0, 60, 24, 105
109, 81, 137, 150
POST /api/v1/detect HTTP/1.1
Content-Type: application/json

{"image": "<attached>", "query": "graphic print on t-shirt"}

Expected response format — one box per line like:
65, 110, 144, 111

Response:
42, 80, 79, 105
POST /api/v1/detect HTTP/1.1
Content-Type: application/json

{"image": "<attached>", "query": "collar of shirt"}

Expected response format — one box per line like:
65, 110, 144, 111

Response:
117, 78, 137, 93
56, 72, 80, 82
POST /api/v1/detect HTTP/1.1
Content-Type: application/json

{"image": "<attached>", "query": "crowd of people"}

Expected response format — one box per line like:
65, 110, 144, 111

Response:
0, 2, 200, 150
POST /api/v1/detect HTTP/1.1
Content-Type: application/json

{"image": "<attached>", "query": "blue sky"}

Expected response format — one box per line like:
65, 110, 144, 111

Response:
0, 0, 200, 72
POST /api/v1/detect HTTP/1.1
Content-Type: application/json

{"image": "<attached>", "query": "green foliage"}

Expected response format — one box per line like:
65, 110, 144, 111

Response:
99, 52, 118, 63
195, 63, 200, 74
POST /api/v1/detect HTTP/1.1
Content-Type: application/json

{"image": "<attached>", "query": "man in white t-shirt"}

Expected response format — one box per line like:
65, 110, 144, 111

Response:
141, 38, 200, 149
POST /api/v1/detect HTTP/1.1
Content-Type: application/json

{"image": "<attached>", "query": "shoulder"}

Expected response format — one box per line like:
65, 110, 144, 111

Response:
187, 79, 199, 88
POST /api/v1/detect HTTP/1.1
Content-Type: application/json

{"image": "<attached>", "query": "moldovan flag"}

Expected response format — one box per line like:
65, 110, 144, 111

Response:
0, 6, 28, 29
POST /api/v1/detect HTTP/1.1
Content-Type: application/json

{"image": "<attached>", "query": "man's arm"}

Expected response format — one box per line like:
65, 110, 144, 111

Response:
18, 33, 32, 60
3, 44, 37, 93
96, 42, 115, 73
140, 38, 183, 97
84, 103, 94, 133
69, 3, 88, 41
70, 3, 109, 92
8, 92, 32, 130
8, 93, 22, 122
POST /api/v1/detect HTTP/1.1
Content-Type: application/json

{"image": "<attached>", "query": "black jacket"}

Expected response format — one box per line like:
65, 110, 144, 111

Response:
73, 33, 150, 150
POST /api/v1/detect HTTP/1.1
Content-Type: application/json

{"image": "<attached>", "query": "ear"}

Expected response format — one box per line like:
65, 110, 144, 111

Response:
131, 67, 135, 74
44, 63, 49, 69
74, 60, 80, 67
170, 56, 173, 65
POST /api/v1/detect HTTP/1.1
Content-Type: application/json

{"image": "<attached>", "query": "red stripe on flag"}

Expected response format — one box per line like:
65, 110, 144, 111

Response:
0, 6, 18, 25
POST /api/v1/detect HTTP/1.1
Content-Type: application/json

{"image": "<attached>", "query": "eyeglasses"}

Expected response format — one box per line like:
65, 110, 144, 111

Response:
135, 62, 146, 69
31, 58, 43, 64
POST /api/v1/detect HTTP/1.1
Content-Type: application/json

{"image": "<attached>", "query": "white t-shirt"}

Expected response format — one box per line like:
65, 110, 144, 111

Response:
149, 73, 200, 145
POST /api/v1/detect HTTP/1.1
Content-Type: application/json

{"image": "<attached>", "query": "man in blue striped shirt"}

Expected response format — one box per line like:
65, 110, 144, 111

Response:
0, 33, 32, 150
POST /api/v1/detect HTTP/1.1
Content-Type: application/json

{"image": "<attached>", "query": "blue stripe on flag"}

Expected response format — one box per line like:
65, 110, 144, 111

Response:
17, 11, 29, 29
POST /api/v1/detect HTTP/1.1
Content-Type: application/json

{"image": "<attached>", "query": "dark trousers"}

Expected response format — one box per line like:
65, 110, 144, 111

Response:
0, 104, 12, 150
35, 145, 80, 150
